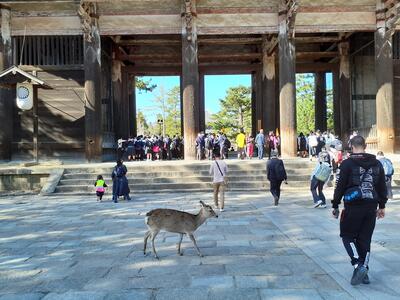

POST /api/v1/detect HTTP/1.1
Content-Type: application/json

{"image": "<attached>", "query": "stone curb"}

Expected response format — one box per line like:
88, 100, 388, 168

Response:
40, 169, 64, 195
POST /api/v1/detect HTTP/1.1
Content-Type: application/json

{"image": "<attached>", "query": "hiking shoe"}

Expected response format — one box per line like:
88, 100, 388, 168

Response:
362, 274, 370, 284
351, 265, 368, 286
274, 196, 279, 206
313, 200, 323, 208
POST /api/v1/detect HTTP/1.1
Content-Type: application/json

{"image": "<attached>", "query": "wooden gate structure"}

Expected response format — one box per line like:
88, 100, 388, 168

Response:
0, 0, 400, 161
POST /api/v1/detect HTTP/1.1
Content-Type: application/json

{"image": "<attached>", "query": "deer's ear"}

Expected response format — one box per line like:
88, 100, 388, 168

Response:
199, 200, 205, 206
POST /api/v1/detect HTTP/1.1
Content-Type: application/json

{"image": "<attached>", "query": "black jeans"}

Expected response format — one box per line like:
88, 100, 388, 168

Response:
340, 204, 377, 266
270, 180, 283, 199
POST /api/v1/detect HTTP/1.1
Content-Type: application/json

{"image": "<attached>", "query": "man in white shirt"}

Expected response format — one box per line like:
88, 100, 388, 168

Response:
209, 152, 228, 211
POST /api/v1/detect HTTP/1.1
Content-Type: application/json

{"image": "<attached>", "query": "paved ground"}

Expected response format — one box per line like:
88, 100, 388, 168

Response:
1, 188, 400, 299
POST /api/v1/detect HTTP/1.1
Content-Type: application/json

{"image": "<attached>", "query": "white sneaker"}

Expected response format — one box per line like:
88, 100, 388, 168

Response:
219, 208, 224, 212
313, 200, 323, 208
320, 204, 327, 208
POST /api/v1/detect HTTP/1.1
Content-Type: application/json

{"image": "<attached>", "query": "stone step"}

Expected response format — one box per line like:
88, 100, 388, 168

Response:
58, 174, 317, 186
62, 161, 316, 174
61, 167, 316, 178
54, 180, 312, 193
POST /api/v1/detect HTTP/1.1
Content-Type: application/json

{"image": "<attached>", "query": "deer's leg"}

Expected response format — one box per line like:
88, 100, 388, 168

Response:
188, 233, 203, 257
143, 230, 151, 255
177, 233, 184, 256
151, 230, 160, 259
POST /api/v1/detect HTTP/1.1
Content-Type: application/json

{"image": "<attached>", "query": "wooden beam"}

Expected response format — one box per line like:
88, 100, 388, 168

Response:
199, 37, 262, 45
295, 36, 341, 43
119, 52, 338, 62
117, 39, 181, 46
296, 62, 338, 73
296, 51, 339, 59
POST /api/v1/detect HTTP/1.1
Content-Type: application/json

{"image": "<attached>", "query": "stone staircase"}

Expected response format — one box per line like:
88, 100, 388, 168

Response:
53, 159, 316, 195
53, 159, 400, 195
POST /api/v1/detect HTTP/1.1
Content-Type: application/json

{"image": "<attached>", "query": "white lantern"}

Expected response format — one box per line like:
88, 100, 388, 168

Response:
16, 83, 33, 110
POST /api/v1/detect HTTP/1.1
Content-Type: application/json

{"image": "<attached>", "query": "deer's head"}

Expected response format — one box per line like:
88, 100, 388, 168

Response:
199, 201, 218, 218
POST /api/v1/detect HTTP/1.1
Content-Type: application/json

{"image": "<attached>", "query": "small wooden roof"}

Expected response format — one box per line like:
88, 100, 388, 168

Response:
0, 65, 50, 88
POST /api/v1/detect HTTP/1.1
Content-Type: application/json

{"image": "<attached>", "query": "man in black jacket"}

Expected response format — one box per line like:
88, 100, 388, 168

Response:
266, 150, 287, 206
332, 135, 387, 286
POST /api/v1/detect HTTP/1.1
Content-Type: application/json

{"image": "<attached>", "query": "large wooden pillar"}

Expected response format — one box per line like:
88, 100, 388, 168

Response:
181, 0, 199, 160
375, 0, 395, 153
338, 41, 351, 143
80, 2, 102, 161
112, 59, 126, 139
314, 72, 327, 132
262, 50, 277, 133
199, 74, 205, 132
129, 75, 137, 137
253, 71, 263, 133
332, 69, 341, 136
0, 8, 13, 160
278, 1, 297, 157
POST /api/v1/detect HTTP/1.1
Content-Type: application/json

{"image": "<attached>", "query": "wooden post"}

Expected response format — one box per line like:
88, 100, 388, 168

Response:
112, 58, 124, 139
338, 41, 351, 144
0, 8, 13, 160
199, 73, 205, 132
375, 0, 395, 153
81, 2, 102, 162
32, 86, 38, 163
278, 2, 297, 157
253, 72, 263, 132
314, 72, 327, 132
332, 69, 341, 136
262, 52, 276, 133
129, 75, 136, 137
251, 72, 257, 137
181, 0, 199, 160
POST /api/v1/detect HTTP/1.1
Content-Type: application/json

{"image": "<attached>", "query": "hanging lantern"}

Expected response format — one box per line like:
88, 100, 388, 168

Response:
16, 82, 33, 110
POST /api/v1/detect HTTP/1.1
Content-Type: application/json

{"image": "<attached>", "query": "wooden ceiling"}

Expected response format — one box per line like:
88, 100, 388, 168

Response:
0, 0, 379, 36
0, 0, 392, 70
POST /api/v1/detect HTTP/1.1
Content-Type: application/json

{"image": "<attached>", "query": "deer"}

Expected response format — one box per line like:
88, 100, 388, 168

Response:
143, 200, 218, 259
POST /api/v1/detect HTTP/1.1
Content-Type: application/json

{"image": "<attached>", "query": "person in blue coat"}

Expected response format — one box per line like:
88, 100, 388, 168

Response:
255, 129, 265, 159
111, 160, 131, 203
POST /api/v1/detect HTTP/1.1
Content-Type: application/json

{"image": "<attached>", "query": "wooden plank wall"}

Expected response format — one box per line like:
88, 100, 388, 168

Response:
393, 60, 400, 149
12, 69, 85, 159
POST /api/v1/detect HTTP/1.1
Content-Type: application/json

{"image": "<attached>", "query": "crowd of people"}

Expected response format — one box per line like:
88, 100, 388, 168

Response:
95, 131, 395, 287
117, 135, 184, 161
195, 129, 281, 161
265, 135, 392, 286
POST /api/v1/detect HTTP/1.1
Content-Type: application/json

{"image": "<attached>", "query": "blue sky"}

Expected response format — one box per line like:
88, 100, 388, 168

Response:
136, 73, 333, 122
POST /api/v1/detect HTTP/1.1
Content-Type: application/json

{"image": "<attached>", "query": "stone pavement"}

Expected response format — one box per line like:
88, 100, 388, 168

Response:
0, 189, 399, 299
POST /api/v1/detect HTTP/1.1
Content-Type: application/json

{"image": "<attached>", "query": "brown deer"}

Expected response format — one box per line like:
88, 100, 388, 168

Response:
143, 201, 218, 259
